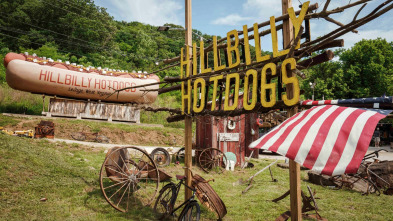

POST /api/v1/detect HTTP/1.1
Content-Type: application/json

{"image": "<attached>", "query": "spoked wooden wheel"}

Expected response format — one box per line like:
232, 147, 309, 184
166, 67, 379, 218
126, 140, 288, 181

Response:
99, 146, 159, 212
198, 148, 228, 173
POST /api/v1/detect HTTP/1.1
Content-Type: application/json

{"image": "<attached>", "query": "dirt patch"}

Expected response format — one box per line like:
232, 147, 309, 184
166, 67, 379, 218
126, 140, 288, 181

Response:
2, 117, 184, 147
56, 125, 183, 146
4, 119, 37, 130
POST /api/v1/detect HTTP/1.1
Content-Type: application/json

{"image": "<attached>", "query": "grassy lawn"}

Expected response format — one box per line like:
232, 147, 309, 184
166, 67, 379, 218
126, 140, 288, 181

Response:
1, 133, 393, 220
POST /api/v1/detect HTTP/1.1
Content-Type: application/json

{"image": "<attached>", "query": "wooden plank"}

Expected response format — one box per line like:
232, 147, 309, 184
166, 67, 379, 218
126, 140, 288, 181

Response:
282, 0, 302, 220
47, 98, 140, 122
184, 0, 193, 201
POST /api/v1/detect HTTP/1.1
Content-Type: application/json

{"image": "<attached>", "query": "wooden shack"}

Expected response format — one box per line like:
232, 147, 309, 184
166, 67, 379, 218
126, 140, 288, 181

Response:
195, 94, 259, 167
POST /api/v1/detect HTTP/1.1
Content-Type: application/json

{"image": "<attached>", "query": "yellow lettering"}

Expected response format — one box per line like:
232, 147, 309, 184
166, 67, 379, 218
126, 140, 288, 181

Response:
243, 69, 257, 110
288, 1, 310, 49
181, 47, 192, 114
254, 23, 271, 62
209, 75, 223, 111
200, 40, 212, 74
193, 78, 205, 113
270, 16, 289, 58
224, 73, 240, 111
242, 25, 252, 65
261, 63, 277, 107
193, 42, 197, 75
281, 58, 299, 106
226, 30, 240, 68
213, 36, 226, 72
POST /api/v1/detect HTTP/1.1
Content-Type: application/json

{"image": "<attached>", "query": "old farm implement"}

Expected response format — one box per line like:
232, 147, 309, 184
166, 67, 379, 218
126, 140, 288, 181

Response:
99, 146, 227, 219
311, 149, 393, 196
99, 146, 162, 212
154, 168, 227, 220
198, 148, 228, 174
34, 120, 55, 139
173, 146, 228, 173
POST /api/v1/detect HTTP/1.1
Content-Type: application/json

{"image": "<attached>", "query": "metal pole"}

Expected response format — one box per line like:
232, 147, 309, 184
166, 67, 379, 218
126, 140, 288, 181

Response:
282, 0, 302, 220
184, 0, 193, 201
312, 88, 314, 101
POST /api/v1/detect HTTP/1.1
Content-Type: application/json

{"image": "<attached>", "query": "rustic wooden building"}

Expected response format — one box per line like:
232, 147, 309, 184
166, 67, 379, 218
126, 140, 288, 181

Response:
195, 94, 259, 167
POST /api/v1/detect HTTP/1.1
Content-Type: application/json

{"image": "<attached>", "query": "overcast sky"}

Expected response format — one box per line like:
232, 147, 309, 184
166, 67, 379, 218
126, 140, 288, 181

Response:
94, 0, 393, 50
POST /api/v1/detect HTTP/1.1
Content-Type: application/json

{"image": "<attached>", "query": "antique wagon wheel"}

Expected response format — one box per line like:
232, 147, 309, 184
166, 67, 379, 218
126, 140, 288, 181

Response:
150, 148, 170, 167
99, 146, 159, 212
198, 148, 228, 174
191, 174, 227, 219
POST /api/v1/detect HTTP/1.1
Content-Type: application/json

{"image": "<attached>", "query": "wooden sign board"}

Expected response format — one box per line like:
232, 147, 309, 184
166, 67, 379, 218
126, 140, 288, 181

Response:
180, 2, 310, 115
217, 133, 240, 142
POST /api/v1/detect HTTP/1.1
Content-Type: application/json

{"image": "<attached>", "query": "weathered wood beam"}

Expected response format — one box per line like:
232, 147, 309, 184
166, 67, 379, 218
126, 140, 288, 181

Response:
158, 50, 335, 95
301, 0, 388, 48
162, 0, 369, 66
295, 39, 343, 56
297, 50, 334, 69
163, 3, 319, 64
299, 0, 393, 58
142, 106, 182, 114
151, 62, 180, 74
324, 17, 358, 33
166, 101, 298, 122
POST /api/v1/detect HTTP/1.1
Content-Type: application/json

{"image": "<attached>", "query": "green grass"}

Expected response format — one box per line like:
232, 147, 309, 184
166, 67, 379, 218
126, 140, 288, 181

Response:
0, 133, 157, 220
0, 114, 20, 126
57, 118, 182, 135
1, 134, 393, 220
0, 84, 48, 115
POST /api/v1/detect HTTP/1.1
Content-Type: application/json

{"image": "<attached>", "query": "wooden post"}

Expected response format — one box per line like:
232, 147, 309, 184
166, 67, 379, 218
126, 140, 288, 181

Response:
42, 95, 45, 113
282, 0, 302, 220
184, 0, 193, 201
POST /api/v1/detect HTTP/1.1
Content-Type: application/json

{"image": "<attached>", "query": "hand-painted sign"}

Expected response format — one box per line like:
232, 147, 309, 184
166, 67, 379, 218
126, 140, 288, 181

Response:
180, 2, 310, 114
218, 133, 240, 142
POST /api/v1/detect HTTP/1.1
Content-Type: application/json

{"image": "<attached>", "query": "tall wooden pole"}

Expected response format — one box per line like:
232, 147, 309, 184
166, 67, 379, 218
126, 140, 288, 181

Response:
282, 0, 302, 220
184, 0, 193, 201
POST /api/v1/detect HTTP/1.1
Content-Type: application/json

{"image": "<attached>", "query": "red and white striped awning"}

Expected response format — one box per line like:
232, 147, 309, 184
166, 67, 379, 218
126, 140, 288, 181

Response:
249, 105, 392, 176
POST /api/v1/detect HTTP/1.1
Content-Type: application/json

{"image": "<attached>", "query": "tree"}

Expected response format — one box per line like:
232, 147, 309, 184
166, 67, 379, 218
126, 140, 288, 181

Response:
301, 38, 393, 100
302, 52, 348, 100
340, 38, 393, 98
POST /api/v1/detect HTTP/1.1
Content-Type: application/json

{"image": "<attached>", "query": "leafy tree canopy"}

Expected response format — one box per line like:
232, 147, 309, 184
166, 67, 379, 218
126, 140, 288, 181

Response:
302, 38, 393, 100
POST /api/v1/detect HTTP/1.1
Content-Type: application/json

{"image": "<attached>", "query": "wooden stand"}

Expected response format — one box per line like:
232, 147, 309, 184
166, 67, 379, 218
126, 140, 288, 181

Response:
43, 97, 140, 123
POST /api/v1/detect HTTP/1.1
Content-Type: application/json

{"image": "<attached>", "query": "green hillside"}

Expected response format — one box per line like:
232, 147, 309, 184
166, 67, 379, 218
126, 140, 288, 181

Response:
0, 0, 215, 124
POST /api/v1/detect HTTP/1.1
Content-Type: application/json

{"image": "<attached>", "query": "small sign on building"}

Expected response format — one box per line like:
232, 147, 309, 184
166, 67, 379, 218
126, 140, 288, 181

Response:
218, 133, 240, 142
